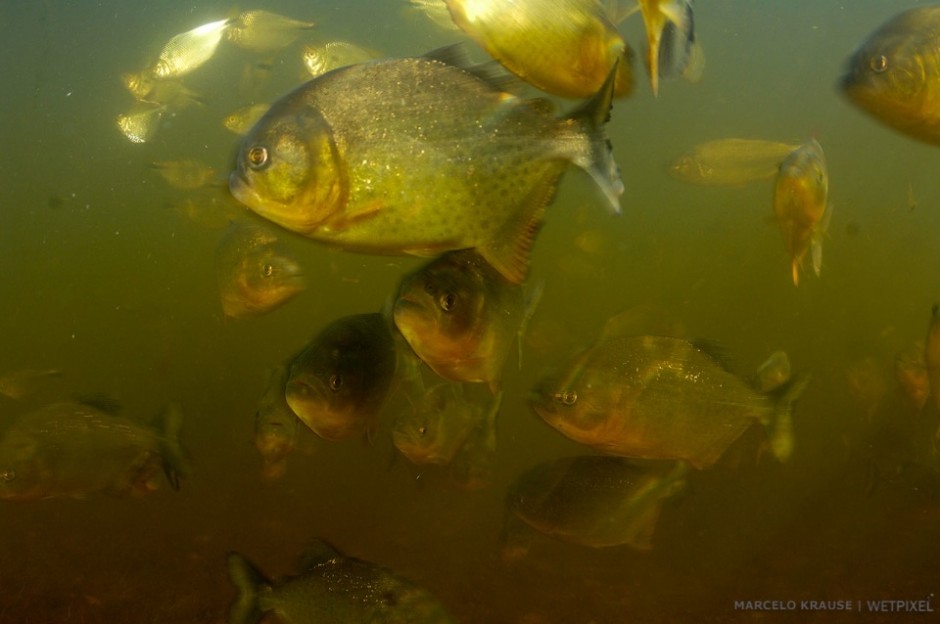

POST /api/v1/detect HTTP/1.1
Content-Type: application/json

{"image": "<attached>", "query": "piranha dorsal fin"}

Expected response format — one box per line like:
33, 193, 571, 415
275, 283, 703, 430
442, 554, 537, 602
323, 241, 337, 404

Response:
75, 393, 122, 415
297, 538, 343, 572
422, 44, 521, 93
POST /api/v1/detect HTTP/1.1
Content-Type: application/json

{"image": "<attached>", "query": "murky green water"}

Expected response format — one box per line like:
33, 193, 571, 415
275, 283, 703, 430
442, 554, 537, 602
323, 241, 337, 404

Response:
2, 1, 939, 622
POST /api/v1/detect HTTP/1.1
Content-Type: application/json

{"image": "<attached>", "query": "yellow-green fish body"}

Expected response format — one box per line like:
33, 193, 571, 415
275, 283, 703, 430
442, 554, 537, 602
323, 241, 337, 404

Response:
302, 41, 378, 78
115, 102, 166, 143
223, 103, 271, 135
226, 10, 315, 53
530, 335, 807, 469
230, 52, 623, 284
444, 0, 634, 98
500, 456, 687, 559
152, 18, 231, 79
286, 313, 398, 441
215, 223, 305, 320
772, 139, 830, 286
840, 6, 940, 145
668, 138, 800, 186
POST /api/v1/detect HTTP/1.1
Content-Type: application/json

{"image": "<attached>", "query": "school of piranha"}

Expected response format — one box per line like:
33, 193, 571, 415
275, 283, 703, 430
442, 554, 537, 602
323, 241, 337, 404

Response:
4, 2, 940, 622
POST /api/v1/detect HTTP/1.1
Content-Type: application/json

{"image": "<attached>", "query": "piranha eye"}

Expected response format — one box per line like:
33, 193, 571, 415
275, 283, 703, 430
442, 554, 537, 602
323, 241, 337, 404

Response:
439, 293, 456, 312
261, 263, 275, 278
870, 55, 888, 73
328, 374, 343, 392
1, 469, 15, 482
553, 391, 578, 406
417, 426, 427, 436
247, 145, 270, 170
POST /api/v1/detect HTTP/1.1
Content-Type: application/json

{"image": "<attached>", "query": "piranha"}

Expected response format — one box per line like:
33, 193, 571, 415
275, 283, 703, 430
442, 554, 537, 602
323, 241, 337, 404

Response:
530, 333, 809, 469
840, 6, 940, 145
772, 139, 832, 286
229, 47, 623, 284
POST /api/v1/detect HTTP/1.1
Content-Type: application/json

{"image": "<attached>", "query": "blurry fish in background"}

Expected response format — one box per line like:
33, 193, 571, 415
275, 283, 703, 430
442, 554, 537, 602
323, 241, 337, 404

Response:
150, 159, 218, 190
633, 0, 702, 96
151, 18, 232, 79
229, 50, 624, 284
227, 540, 456, 623
286, 313, 398, 441
254, 365, 301, 481
749, 350, 792, 394
393, 381, 482, 467
166, 192, 246, 230
530, 333, 809, 469
598, 303, 686, 341
895, 342, 929, 412
121, 73, 205, 111
408, 0, 461, 31
925, 304, 940, 414
447, 390, 501, 489
226, 10, 315, 54
215, 223, 305, 320
238, 60, 275, 102
302, 41, 379, 78
0, 368, 61, 400
223, 103, 271, 136
500, 456, 687, 560
845, 355, 890, 422
115, 102, 166, 143
393, 250, 535, 393
840, 6, 940, 145
772, 139, 832, 286
667, 138, 800, 186
0, 400, 189, 502
443, 0, 635, 98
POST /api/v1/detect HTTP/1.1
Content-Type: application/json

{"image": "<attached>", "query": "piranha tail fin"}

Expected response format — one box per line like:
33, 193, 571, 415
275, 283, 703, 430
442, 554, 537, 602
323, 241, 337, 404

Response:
226, 552, 266, 624
568, 60, 624, 215
158, 402, 191, 491
766, 372, 812, 462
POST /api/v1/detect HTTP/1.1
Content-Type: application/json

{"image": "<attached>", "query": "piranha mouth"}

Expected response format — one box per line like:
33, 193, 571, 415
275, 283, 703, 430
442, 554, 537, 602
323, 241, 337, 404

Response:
228, 170, 266, 213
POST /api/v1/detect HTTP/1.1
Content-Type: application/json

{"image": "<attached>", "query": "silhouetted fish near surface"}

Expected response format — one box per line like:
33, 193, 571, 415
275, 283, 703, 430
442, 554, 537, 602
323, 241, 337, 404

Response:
229, 48, 623, 284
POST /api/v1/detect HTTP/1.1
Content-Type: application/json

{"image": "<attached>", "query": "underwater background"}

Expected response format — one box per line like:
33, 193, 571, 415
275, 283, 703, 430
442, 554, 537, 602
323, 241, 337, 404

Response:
1, 0, 939, 622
